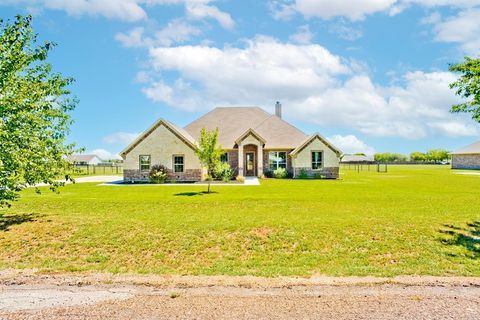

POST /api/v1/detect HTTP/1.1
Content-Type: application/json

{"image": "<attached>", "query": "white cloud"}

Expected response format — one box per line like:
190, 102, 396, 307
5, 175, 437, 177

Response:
428, 8, 480, 56
140, 36, 480, 139
289, 25, 314, 44
185, 2, 235, 30
294, 0, 397, 21
328, 21, 363, 41
115, 20, 202, 48
17, 0, 148, 21
327, 135, 376, 155
102, 132, 140, 145
89, 149, 121, 160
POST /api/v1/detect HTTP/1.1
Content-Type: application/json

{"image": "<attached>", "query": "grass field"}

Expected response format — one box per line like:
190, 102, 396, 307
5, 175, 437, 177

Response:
0, 165, 478, 277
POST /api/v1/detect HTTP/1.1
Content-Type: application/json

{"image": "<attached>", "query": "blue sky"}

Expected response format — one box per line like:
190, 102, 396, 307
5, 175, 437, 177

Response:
1, 0, 480, 159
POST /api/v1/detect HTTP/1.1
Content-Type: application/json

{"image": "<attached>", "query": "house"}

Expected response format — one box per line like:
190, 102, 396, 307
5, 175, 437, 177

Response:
120, 104, 342, 182
451, 140, 480, 170
341, 154, 374, 163
68, 154, 103, 165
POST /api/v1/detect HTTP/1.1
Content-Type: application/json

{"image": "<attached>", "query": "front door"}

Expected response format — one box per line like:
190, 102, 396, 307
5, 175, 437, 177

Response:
245, 152, 255, 176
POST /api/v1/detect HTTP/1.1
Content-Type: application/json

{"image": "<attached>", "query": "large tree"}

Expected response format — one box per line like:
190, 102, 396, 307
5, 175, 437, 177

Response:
449, 57, 480, 122
0, 15, 77, 207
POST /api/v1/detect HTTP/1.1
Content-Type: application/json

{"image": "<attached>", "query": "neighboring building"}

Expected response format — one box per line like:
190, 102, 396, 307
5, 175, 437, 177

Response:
68, 154, 103, 165
120, 104, 341, 182
341, 154, 374, 163
451, 140, 480, 170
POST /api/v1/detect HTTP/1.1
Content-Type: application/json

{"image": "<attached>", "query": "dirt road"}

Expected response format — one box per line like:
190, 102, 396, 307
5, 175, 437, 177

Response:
0, 270, 479, 319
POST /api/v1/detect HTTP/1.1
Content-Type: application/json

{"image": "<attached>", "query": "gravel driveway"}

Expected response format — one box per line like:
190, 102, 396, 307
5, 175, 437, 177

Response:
0, 271, 479, 319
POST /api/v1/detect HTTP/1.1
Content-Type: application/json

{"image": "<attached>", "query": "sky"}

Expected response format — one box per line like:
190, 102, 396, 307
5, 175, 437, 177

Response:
1, 0, 480, 159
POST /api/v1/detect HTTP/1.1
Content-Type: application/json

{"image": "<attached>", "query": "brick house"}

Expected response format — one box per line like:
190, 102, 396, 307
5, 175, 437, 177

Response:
121, 104, 341, 182
451, 140, 480, 170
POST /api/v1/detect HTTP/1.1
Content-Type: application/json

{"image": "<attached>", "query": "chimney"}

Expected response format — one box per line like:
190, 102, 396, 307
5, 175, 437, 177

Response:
275, 101, 282, 118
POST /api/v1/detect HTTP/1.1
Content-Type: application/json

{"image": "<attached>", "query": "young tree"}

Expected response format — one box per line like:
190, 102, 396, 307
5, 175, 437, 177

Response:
0, 15, 77, 207
426, 149, 450, 163
449, 57, 480, 122
195, 127, 224, 193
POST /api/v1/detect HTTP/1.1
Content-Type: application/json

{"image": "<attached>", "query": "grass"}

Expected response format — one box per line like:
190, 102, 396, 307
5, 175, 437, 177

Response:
0, 165, 478, 277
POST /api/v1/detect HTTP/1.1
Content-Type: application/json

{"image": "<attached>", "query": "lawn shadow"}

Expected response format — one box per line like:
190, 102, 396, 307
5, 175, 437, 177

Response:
439, 222, 480, 259
0, 213, 42, 231
174, 191, 219, 196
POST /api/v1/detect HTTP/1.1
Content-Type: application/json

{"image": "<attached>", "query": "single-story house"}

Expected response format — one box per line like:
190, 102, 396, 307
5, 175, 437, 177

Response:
341, 154, 374, 163
451, 140, 480, 170
68, 154, 103, 165
120, 104, 341, 182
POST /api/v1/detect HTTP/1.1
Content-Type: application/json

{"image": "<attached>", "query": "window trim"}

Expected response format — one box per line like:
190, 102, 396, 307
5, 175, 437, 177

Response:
311, 150, 323, 170
220, 152, 229, 163
173, 154, 185, 173
268, 151, 287, 171
139, 155, 151, 171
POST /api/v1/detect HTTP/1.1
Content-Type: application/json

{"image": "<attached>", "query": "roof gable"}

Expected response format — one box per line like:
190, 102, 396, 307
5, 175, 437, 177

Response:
120, 119, 197, 157
235, 128, 266, 145
290, 133, 342, 157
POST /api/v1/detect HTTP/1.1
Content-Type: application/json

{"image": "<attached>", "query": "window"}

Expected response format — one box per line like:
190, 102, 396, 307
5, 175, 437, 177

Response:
173, 155, 184, 173
269, 151, 287, 171
220, 152, 229, 163
139, 155, 151, 171
312, 151, 323, 170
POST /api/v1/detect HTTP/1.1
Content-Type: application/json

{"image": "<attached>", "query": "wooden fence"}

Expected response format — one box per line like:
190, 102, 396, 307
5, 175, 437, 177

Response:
73, 164, 123, 175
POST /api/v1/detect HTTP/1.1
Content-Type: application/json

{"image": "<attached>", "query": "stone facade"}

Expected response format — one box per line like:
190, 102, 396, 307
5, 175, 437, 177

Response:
124, 168, 202, 182
227, 149, 239, 176
452, 154, 480, 170
263, 149, 294, 174
292, 167, 339, 179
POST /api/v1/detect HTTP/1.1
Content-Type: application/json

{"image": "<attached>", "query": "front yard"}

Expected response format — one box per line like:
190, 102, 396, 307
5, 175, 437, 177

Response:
0, 165, 478, 277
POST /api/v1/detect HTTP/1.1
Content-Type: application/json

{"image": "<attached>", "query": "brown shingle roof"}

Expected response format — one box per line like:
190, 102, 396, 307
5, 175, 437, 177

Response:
452, 140, 480, 155
184, 107, 308, 149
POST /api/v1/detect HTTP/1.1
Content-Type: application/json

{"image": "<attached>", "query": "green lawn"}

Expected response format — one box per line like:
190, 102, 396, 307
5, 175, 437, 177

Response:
0, 165, 478, 277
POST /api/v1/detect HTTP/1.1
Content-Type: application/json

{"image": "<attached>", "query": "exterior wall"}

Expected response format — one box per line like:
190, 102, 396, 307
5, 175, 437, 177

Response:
452, 154, 480, 170
237, 133, 264, 177
227, 149, 239, 176
123, 124, 202, 182
292, 137, 340, 179
243, 144, 258, 176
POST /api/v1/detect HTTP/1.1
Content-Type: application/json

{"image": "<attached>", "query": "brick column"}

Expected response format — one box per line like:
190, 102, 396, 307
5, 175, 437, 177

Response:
238, 143, 244, 177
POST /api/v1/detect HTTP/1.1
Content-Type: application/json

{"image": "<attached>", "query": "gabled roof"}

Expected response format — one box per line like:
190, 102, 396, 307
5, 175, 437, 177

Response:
120, 118, 197, 158
290, 133, 342, 156
184, 107, 308, 149
68, 154, 102, 162
235, 128, 266, 145
452, 140, 480, 155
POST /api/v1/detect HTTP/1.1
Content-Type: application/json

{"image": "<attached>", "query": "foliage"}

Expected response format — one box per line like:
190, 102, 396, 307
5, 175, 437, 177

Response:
1, 165, 480, 277
374, 153, 407, 162
410, 152, 427, 162
449, 57, 480, 122
213, 162, 234, 182
235, 175, 245, 183
273, 167, 287, 179
195, 127, 224, 193
0, 15, 77, 207
149, 165, 168, 184
313, 172, 324, 179
426, 149, 451, 163
263, 170, 273, 178
298, 168, 308, 179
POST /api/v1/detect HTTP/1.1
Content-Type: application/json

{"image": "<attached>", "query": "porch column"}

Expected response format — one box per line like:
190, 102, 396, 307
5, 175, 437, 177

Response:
257, 143, 263, 177
238, 143, 244, 176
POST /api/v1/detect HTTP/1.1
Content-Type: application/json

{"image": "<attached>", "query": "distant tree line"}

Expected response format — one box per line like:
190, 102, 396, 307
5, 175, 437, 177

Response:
374, 149, 451, 163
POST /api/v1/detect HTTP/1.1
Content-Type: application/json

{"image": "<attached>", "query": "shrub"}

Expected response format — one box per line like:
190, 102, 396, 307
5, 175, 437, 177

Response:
313, 172, 325, 179
273, 167, 287, 179
298, 168, 308, 179
236, 175, 245, 183
263, 170, 273, 178
213, 162, 234, 182
149, 165, 168, 184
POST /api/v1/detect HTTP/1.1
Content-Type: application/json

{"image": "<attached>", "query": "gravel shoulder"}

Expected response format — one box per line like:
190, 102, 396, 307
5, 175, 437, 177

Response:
0, 270, 479, 319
